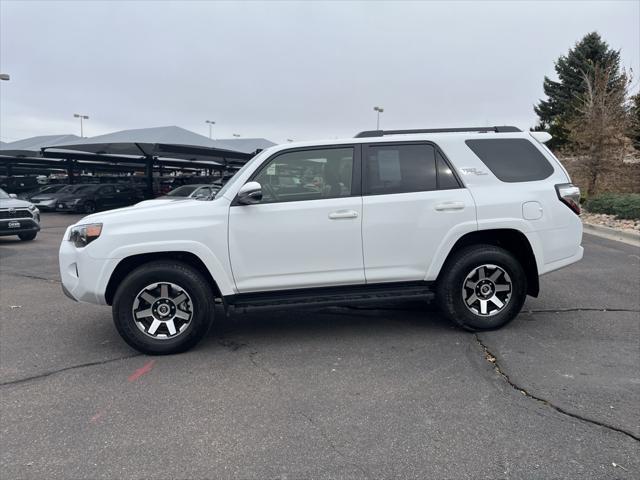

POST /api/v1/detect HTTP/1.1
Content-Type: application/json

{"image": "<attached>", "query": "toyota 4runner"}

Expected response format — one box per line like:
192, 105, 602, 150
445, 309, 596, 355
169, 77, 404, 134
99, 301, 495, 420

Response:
59, 126, 583, 354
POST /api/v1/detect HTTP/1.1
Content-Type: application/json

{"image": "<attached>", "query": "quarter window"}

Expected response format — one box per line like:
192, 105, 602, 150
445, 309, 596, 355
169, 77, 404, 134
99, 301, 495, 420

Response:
465, 138, 554, 182
254, 147, 354, 203
436, 151, 461, 189
365, 144, 436, 195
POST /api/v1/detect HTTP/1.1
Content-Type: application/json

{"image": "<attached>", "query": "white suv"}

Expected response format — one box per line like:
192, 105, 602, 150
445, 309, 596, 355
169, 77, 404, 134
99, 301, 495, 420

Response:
59, 127, 583, 354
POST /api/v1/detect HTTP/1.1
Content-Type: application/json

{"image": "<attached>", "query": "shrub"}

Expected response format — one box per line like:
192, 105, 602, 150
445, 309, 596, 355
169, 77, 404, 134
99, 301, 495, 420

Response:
585, 193, 640, 220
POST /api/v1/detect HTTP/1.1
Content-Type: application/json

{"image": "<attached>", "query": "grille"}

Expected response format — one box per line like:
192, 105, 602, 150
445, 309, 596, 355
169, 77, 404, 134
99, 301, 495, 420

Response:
0, 208, 32, 220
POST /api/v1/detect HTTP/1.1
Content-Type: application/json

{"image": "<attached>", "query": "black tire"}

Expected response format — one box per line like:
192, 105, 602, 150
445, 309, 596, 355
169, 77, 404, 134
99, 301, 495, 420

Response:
83, 201, 96, 214
113, 261, 214, 355
18, 232, 37, 241
436, 245, 527, 331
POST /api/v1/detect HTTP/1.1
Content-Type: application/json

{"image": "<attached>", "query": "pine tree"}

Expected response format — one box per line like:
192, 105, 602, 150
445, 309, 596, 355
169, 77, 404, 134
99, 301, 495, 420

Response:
534, 32, 624, 148
566, 65, 631, 196
630, 92, 640, 151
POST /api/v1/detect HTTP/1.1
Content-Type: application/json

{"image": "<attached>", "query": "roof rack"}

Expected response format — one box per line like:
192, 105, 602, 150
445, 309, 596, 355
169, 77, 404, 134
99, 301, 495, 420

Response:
354, 126, 522, 138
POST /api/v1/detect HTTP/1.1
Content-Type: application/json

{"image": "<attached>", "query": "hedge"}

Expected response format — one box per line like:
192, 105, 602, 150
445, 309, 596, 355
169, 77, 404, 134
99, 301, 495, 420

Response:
585, 193, 640, 220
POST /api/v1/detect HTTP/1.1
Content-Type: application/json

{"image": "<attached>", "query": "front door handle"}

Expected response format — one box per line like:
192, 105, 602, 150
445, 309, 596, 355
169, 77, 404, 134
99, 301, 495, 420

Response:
328, 209, 359, 220
435, 201, 465, 211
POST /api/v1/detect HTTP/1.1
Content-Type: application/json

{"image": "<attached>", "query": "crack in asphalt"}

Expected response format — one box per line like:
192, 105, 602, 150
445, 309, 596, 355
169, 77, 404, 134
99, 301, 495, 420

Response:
1, 271, 61, 283
474, 334, 640, 443
523, 307, 640, 314
335, 305, 639, 315
0, 353, 142, 387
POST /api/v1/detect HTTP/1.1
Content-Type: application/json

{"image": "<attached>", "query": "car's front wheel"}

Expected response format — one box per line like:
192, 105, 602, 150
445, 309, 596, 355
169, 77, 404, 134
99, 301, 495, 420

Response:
113, 261, 214, 354
83, 201, 96, 214
436, 245, 527, 331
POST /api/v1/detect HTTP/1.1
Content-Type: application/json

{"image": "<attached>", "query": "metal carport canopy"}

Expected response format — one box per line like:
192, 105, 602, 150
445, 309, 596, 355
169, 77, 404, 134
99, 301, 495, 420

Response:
37, 126, 257, 195
41, 126, 253, 163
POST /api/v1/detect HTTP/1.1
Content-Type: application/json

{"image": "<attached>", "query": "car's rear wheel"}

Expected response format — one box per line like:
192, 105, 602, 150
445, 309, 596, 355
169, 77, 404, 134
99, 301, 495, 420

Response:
113, 261, 214, 354
18, 232, 37, 241
436, 245, 527, 331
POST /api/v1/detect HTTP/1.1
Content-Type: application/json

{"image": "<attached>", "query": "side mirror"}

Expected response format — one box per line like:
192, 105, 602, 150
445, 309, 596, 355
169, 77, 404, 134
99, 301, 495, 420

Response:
236, 181, 262, 205
9, 193, 17, 198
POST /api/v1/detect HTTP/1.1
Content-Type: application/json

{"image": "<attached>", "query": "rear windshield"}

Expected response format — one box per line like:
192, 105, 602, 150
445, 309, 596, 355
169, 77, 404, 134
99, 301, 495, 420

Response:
465, 138, 554, 182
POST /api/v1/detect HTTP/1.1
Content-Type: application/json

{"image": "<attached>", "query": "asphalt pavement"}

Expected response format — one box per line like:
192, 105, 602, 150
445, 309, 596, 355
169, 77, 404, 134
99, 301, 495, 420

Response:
1, 213, 638, 479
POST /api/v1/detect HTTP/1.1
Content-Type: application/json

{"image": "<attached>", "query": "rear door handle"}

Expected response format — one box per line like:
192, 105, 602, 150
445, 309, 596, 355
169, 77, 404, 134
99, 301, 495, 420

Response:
328, 209, 359, 220
435, 201, 465, 211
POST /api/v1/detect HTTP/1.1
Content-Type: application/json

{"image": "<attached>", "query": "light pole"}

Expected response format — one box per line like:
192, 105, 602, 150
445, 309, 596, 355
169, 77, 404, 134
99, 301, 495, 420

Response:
74, 113, 89, 137
373, 106, 384, 130
232, 133, 241, 138
205, 120, 216, 139
0, 74, 9, 81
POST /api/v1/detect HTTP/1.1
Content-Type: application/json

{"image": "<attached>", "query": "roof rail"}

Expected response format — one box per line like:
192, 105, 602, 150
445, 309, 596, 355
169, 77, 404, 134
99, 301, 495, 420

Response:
354, 126, 522, 138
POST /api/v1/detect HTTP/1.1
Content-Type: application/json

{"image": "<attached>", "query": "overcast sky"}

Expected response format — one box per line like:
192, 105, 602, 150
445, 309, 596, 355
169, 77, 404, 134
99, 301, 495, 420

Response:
1, 0, 638, 144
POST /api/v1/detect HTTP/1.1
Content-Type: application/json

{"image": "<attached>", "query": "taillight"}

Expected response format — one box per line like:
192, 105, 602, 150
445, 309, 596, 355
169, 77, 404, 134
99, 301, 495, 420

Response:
555, 183, 581, 215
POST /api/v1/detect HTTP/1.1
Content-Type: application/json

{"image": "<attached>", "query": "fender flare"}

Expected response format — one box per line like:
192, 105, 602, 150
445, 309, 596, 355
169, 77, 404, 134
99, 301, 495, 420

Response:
105, 240, 236, 296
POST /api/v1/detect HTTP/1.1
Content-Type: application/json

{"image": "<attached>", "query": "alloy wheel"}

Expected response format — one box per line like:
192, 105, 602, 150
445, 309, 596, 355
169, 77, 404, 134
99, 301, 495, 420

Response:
132, 282, 193, 339
462, 264, 512, 316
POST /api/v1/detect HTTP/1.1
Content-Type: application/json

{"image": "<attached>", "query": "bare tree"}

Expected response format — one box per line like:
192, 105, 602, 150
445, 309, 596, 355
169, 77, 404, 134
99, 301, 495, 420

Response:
567, 64, 632, 196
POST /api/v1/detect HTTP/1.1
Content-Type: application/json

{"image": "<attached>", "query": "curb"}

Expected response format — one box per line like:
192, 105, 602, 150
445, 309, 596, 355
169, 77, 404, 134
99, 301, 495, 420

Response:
582, 222, 640, 247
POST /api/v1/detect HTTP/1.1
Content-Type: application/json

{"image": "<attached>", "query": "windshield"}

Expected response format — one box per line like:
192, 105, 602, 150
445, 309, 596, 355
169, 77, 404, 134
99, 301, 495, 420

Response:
167, 185, 199, 197
59, 185, 84, 194
72, 185, 98, 194
0, 188, 9, 199
39, 185, 65, 195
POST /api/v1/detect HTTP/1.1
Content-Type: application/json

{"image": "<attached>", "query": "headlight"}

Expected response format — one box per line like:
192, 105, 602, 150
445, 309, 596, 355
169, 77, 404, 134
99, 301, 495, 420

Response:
73, 198, 83, 204
28, 204, 38, 212
69, 223, 103, 248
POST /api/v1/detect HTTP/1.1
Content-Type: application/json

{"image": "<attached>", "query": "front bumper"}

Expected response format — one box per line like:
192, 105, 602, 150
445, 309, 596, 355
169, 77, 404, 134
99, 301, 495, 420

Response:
0, 218, 41, 237
59, 234, 119, 305
31, 199, 57, 211
55, 202, 82, 212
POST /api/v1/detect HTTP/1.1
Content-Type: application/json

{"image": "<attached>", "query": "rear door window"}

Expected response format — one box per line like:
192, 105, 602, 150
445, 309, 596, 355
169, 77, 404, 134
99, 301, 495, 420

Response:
364, 144, 436, 195
465, 138, 554, 182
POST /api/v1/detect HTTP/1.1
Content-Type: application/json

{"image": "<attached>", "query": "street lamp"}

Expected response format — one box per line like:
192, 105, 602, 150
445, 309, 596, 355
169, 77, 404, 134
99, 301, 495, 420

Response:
205, 120, 216, 139
0, 74, 10, 81
232, 133, 241, 138
373, 106, 384, 129
73, 113, 89, 137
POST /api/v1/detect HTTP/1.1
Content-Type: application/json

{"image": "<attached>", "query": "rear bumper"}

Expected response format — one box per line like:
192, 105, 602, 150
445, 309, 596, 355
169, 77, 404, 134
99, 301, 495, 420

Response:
0, 218, 40, 237
539, 245, 584, 275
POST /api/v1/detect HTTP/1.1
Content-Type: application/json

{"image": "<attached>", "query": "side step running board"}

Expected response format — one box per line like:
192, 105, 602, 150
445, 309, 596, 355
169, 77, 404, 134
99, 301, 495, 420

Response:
224, 282, 435, 312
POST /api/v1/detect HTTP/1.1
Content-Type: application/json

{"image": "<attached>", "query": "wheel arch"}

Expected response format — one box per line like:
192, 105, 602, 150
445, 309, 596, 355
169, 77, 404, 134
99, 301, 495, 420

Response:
105, 251, 222, 306
437, 229, 539, 297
